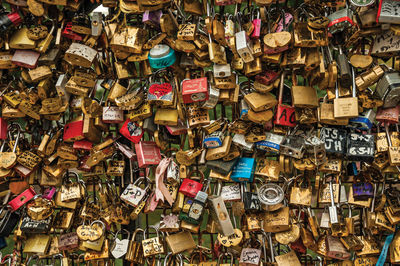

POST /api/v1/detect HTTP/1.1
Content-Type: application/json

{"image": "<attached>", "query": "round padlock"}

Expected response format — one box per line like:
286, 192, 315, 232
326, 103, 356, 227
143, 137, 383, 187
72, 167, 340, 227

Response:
257, 183, 284, 206
148, 44, 176, 69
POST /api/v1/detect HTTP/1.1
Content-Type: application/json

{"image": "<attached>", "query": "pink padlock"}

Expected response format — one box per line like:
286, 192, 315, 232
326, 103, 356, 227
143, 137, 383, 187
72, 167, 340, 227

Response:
251, 9, 261, 39
8, 187, 36, 211
275, 12, 294, 33
42, 187, 57, 200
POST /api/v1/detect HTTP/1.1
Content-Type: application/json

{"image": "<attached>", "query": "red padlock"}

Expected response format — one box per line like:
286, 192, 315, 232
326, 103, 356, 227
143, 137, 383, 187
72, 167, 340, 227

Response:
376, 106, 399, 124
78, 155, 92, 172
274, 72, 296, 127
73, 140, 93, 150
179, 170, 204, 198
120, 119, 144, 144
0, 118, 7, 140
62, 22, 83, 41
255, 70, 280, 86
181, 77, 209, 104
8, 187, 36, 211
63, 119, 84, 142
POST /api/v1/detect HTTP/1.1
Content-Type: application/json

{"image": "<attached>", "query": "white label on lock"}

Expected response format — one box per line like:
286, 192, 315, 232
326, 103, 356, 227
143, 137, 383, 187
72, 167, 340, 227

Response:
111, 239, 129, 259
103, 106, 124, 121
221, 184, 241, 201
120, 184, 146, 207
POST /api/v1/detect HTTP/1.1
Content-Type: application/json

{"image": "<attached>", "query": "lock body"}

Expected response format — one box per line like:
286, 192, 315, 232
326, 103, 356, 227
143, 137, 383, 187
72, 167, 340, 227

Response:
346, 133, 375, 162
320, 127, 347, 155
235, 31, 254, 63
375, 72, 400, 108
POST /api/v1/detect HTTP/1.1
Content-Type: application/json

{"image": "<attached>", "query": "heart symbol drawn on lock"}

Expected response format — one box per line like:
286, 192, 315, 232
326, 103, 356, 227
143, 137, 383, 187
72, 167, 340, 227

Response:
217, 228, 243, 247
148, 83, 172, 99
0, 152, 17, 169
76, 223, 103, 241
111, 239, 129, 258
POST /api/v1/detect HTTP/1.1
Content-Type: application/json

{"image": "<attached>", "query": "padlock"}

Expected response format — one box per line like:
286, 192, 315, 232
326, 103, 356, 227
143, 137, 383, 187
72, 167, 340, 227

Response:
11, 49, 40, 69
274, 71, 296, 127
141, 226, 165, 257
334, 68, 359, 119
346, 132, 375, 162
327, 8, 354, 34
184, 179, 211, 224
235, 12, 254, 63
0, 10, 22, 34
181, 76, 209, 103
64, 42, 97, 68
377, 0, 400, 24
349, 109, 376, 130
209, 181, 235, 236
325, 235, 351, 260
213, 64, 231, 78
305, 135, 327, 166
251, 8, 261, 39
375, 71, 400, 108
125, 228, 145, 263
230, 157, 256, 183
320, 127, 347, 154
254, 132, 283, 154
280, 128, 306, 159
148, 44, 176, 69
91, 12, 103, 36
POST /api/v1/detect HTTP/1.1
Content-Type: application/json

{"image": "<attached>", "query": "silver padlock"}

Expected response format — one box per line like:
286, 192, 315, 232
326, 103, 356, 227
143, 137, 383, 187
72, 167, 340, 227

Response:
327, 8, 354, 34
202, 72, 220, 109
232, 133, 254, 151
55, 74, 70, 102
305, 135, 327, 166
377, 0, 400, 24
279, 127, 305, 159
91, 12, 103, 37
320, 207, 331, 229
213, 64, 231, 78
256, 132, 284, 153
375, 71, 400, 108
235, 12, 254, 63
209, 181, 235, 236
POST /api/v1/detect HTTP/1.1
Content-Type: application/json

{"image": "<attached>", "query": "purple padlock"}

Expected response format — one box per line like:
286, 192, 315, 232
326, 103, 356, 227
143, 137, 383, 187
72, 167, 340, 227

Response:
142, 10, 163, 28
43, 187, 57, 200
352, 182, 374, 200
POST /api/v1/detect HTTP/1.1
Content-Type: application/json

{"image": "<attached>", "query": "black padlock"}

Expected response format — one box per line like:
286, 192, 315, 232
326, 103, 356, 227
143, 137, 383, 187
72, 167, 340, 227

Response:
242, 184, 261, 212
206, 158, 238, 176
346, 132, 375, 162
320, 127, 347, 155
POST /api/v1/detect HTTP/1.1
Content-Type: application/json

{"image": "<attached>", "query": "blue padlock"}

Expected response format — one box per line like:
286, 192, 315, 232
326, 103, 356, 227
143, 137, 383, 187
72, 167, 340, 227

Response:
148, 44, 176, 69
230, 157, 255, 182
349, 109, 376, 130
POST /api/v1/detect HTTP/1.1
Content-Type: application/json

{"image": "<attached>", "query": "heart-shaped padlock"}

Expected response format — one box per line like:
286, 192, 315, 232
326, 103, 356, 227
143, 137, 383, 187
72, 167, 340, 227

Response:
111, 229, 130, 259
